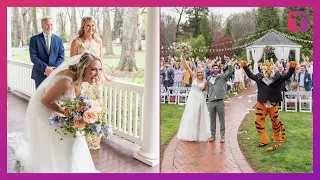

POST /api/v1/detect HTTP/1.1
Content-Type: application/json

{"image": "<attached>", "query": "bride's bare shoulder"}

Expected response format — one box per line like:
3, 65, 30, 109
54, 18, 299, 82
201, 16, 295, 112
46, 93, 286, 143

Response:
55, 69, 75, 80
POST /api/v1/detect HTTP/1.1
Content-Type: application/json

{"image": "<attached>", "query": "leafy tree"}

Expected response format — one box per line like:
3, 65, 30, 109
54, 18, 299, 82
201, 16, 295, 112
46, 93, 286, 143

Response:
256, 7, 281, 32
181, 7, 209, 38
184, 35, 207, 60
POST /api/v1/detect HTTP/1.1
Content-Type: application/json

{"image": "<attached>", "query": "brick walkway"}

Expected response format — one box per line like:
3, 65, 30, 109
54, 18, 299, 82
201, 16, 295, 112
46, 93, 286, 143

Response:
161, 87, 257, 173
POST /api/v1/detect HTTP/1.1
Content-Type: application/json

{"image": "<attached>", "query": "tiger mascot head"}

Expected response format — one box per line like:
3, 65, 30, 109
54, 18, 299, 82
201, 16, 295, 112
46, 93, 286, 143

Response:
261, 61, 277, 80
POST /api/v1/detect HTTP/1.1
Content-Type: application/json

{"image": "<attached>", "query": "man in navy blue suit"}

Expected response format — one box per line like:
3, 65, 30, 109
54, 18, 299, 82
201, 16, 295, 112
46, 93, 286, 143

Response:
29, 17, 64, 88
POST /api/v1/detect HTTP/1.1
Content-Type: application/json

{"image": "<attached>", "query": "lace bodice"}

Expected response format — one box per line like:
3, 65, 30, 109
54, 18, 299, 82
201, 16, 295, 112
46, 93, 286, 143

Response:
77, 38, 100, 57
43, 75, 76, 103
191, 80, 206, 92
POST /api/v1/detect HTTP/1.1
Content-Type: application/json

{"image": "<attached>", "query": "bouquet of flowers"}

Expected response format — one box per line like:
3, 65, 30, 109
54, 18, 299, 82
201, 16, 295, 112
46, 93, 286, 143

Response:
48, 94, 113, 140
264, 46, 275, 54
170, 42, 193, 61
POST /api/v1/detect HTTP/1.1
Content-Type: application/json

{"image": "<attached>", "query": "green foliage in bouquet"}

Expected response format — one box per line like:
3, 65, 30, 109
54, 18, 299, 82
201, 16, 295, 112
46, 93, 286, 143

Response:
170, 42, 193, 61
48, 94, 113, 140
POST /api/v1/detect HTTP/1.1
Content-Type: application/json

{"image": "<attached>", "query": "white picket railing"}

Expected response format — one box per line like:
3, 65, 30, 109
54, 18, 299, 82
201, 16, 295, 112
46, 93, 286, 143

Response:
7, 60, 144, 146
7, 60, 36, 96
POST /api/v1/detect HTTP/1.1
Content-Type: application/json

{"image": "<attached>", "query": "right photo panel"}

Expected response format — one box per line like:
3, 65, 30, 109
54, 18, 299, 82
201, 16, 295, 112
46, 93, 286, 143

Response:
160, 7, 313, 173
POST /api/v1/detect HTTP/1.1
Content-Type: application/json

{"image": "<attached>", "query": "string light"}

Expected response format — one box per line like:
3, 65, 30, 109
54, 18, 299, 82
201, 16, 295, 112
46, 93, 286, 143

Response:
161, 29, 312, 54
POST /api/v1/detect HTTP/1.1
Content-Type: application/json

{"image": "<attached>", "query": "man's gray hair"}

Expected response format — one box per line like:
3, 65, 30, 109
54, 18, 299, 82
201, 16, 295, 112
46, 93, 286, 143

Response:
41, 16, 52, 25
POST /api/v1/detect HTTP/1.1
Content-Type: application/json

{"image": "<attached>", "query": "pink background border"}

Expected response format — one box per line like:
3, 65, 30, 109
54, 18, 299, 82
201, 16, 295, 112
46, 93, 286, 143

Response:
1, 0, 319, 179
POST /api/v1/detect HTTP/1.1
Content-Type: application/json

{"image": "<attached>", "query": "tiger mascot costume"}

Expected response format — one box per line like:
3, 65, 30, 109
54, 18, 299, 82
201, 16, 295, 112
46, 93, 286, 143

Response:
241, 60, 297, 151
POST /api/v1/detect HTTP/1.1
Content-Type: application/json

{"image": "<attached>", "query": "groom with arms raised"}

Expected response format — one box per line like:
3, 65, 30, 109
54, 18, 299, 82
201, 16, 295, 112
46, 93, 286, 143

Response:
207, 57, 233, 143
29, 16, 64, 88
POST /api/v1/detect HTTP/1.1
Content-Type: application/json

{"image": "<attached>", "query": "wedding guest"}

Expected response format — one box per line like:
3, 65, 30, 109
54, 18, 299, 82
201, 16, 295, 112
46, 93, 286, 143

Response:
29, 16, 64, 88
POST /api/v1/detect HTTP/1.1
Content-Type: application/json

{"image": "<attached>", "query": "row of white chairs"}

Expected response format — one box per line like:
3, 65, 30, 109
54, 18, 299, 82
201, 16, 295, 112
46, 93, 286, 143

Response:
161, 86, 313, 113
280, 91, 313, 113
161, 86, 191, 105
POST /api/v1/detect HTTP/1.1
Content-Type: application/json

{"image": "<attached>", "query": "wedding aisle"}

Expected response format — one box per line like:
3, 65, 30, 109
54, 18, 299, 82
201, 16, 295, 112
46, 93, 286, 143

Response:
161, 87, 257, 173
7, 92, 159, 173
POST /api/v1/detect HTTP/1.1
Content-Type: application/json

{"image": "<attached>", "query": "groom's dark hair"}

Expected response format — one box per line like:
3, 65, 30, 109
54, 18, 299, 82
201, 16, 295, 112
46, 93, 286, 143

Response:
212, 64, 220, 69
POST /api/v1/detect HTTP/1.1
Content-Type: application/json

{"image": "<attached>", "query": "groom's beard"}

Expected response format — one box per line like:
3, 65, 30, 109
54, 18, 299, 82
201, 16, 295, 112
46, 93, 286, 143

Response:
212, 71, 219, 75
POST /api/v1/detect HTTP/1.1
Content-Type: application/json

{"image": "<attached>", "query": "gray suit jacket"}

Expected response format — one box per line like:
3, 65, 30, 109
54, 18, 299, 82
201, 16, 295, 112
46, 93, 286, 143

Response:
207, 65, 233, 101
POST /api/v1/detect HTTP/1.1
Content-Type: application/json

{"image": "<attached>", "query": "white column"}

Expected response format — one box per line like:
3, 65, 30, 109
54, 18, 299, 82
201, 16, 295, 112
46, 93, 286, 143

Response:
133, 7, 159, 167
46, 7, 57, 34
295, 48, 300, 63
7, 7, 12, 61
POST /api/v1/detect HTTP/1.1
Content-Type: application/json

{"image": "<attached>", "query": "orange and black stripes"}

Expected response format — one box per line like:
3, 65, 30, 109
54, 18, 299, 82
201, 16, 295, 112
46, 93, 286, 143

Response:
267, 119, 286, 152
255, 102, 286, 151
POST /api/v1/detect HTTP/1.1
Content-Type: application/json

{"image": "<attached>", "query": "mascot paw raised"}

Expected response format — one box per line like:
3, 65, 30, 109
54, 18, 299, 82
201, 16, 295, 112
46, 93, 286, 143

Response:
289, 61, 297, 68
240, 61, 248, 67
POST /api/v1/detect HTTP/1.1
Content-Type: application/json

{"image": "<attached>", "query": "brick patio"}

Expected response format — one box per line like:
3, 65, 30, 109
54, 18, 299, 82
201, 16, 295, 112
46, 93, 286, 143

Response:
161, 87, 257, 173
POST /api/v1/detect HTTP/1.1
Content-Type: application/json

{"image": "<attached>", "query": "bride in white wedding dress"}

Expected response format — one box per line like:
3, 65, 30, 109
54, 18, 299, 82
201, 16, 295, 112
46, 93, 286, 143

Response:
7, 53, 104, 173
177, 53, 211, 142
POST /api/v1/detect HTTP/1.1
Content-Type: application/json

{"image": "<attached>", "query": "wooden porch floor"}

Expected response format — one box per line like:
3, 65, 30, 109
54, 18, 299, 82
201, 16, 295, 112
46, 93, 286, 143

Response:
7, 91, 159, 173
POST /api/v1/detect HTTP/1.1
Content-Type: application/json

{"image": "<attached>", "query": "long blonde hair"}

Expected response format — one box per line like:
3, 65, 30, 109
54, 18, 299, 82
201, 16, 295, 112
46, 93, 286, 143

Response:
77, 16, 98, 39
69, 53, 102, 86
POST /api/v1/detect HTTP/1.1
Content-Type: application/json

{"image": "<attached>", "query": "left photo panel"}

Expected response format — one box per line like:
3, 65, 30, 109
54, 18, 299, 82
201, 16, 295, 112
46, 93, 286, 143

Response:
7, 7, 159, 173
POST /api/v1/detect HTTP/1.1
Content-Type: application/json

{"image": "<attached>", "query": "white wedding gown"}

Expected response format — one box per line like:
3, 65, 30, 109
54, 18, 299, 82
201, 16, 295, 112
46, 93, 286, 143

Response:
177, 80, 211, 142
7, 55, 100, 173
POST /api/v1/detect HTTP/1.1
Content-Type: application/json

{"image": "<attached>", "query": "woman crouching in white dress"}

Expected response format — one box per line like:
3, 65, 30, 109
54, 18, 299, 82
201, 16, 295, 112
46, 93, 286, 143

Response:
177, 52, 211, 142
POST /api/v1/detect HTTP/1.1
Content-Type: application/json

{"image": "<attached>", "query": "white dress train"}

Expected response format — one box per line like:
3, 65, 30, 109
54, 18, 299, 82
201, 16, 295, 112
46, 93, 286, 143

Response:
177, 80, 211, 142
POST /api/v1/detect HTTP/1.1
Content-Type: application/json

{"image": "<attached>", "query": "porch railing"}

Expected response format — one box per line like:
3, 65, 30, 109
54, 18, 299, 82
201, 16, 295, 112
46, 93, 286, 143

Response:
7, 60, 144, 146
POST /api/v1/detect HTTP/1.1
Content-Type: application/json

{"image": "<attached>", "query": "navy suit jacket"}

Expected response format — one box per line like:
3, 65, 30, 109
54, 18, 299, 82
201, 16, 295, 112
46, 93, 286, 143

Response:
29, 33, 64, 85
298, 72, 312, 91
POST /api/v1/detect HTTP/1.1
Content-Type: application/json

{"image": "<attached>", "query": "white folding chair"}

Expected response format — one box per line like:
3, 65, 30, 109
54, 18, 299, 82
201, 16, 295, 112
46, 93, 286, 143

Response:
299, 91, 312, 112
284, 91, 298, 112
278, 91, 284, 111
167, 87, 178, 104
177, 87, 189, 105
161, 86, 167, 104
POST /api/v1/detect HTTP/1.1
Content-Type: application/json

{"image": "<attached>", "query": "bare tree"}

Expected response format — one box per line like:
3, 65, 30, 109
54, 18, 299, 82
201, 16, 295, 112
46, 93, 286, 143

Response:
31, 8, 38, 35
77, 7, 85, 20
12, 7, 20, 47
136, 8, 146, 51
27, 9, 32, 41
21, 7, 30, 46
103, 8, 114, 56
66, 7, 78, 42
117, 8, 139, 72
57, 8, 67, 36
90, 8, 103, 35
160, 13, 177, 49
227, 9, 256, 42
173, 7, 185, 40
42, 7, 46, 17
208, 10, 223, 41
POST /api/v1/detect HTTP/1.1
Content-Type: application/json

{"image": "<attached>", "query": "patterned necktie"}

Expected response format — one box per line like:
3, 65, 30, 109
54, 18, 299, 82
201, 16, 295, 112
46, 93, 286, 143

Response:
46, 34, 51, 54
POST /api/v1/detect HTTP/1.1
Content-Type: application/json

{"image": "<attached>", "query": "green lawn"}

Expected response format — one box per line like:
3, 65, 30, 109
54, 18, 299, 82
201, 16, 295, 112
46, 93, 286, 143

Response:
160, 104, 184, 161
238, 109, 313, 173
12, 43, 146, 68
12, 44, 146, 83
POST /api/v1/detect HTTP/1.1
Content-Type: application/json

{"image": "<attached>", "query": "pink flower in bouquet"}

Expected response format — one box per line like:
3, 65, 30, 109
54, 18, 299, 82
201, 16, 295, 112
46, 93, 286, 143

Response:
73, 118, 86, 129
83, 110, 98, 123
76, 104, 85, 112
63, 108, 70, 117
